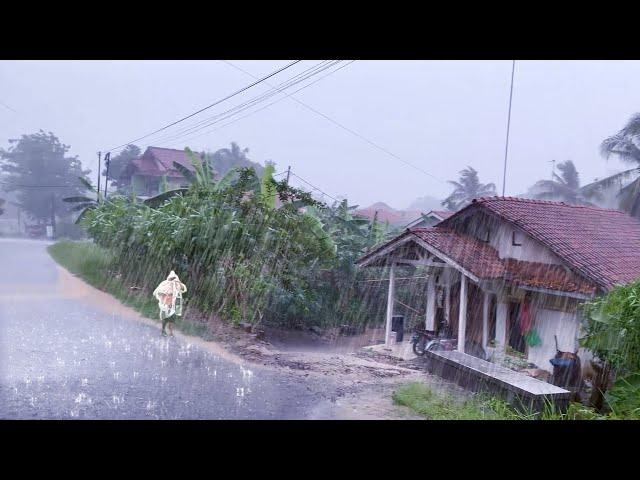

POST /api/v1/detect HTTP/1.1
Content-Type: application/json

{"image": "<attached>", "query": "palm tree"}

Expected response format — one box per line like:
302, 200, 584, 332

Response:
585, 114, 640, 217
442, 166, 496, 210
529, 160, 598, 205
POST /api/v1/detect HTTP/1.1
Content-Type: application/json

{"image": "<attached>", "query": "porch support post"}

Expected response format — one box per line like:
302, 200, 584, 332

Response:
496, 299, 508, 352
385, 262, 396, 347
482, 291, 490, 349
457, 274, 467, 353
444, 282, 451, 326
425, 273, 436, 331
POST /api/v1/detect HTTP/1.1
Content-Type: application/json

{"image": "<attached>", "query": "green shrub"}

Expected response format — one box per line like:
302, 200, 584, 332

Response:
581, 279, 640, 416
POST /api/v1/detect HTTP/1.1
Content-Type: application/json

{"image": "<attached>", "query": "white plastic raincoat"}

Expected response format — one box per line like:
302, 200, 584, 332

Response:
152, 271, 187, 317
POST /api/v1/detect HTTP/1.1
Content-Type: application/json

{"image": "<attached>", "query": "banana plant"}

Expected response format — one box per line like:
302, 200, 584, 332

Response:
145, 148, 242, 208
63, 176, 102, 224
260, 162, 277, 210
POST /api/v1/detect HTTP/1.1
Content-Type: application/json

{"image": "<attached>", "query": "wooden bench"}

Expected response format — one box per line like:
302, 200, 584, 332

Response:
422, 349, 571, 413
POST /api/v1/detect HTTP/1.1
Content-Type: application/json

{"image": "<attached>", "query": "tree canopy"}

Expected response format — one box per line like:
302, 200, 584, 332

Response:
0, 131, 91, 223
583, 114, 640, 217
528, 160, 599, 205
441, 166, 496, 211
103, 144, 141, 193
204, 142, 264, 178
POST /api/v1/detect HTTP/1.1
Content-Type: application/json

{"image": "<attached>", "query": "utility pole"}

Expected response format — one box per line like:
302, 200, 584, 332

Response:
501, 60, 516, 197
550, 159, 556, 180
97, 151, 102, 197
104, 152, 111, 199
50, 192, 56, 239
286, 166, 291, 186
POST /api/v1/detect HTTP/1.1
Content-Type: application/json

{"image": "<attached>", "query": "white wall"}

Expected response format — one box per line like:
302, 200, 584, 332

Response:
452, 211, 563, 265
489, 222, 562, 264
527, 308, 591, 372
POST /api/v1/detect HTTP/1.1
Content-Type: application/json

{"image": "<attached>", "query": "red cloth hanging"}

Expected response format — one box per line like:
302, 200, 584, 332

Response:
519, 301, 534, 335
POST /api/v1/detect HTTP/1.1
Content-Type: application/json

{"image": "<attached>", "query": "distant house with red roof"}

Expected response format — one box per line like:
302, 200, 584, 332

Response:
404, 209, 454, 229
357, 197, 640, 377
120, 147, 197, 197
355, 202, 422, 227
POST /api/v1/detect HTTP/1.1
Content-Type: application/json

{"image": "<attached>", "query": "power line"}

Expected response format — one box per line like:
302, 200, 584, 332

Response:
151, 61, 342, 148
0, 101, 17, 113
222, 60, 445, 185
160, 61, 355, 149
502, 60, 516, 196
290, 172, 341, 203
148, 61, 339, 145
104, 60, 302, 153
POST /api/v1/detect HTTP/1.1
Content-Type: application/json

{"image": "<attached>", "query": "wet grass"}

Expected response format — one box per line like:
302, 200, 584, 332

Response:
48, 240, 213, 340
392, 382, 505, 420
392, 382, 605, 420
48, 240, 114, 289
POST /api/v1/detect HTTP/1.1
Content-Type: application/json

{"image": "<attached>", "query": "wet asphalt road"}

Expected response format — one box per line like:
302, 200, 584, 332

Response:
0, 239, 329, 419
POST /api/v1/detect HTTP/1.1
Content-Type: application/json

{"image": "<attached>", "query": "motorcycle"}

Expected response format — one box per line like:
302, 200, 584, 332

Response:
411, 327, 487, 360
411, 328, 438, 356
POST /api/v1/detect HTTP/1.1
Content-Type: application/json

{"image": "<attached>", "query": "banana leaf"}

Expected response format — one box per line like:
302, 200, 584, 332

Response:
173, 161, 197, 184
63, 196, 94, 203
143, 188, 189, 208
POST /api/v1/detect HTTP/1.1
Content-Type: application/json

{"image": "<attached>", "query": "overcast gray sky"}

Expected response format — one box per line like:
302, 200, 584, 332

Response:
0, 60, 637, 209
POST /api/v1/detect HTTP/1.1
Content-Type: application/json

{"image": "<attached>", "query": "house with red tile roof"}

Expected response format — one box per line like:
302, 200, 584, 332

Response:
356, 197, 640, 377
404, 209, 454, 229
120, 147, 197, 197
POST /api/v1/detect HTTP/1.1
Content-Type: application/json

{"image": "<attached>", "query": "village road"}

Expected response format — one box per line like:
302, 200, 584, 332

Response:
0, 239, 334, 419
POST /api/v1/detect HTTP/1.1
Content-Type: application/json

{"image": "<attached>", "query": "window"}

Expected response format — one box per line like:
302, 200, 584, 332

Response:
512, 231, 522, 246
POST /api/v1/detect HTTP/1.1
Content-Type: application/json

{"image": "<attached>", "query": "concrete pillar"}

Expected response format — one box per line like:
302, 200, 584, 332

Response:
425, 273, 436, 330
457, 274, 467, 353
482, 291, 490, 349
385, 263, 396, 347
496, 299, 508, 352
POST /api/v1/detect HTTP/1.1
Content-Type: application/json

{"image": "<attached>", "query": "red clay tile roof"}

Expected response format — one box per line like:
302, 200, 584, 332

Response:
130, 147, 197, 178
429, 210, 454, 220
410, 228, 505, 279
357, 226, 597, 295
503, 259, 596, 295
440, 197, 640, 290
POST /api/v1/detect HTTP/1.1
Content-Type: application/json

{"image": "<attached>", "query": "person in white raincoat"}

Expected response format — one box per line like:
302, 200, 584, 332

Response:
153, 270, 187, 337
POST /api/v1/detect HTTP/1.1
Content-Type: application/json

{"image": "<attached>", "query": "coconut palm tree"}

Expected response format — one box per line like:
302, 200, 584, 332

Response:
585, 113, 640, 217
529, 160, 598, 205
442, 166, 496, 210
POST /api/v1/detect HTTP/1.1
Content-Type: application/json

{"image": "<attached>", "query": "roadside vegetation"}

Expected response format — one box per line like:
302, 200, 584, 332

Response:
392, 382, 606, 420
52, 148, 435, 338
